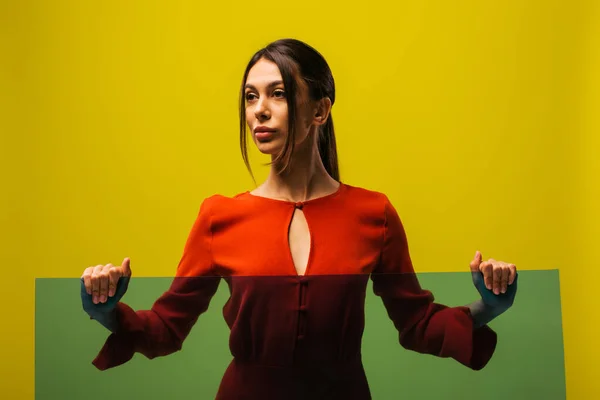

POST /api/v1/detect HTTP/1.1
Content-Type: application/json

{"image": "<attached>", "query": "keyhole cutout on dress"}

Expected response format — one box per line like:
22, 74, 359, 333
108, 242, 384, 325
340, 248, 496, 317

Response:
288, 207, 311, 276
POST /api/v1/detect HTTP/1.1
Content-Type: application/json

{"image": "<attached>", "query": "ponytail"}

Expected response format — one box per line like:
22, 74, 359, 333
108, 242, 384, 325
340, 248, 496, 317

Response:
318, 114, 340, 181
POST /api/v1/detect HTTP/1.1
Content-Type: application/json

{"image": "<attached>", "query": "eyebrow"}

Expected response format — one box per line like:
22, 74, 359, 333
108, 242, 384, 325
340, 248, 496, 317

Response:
244, 80, 284, 90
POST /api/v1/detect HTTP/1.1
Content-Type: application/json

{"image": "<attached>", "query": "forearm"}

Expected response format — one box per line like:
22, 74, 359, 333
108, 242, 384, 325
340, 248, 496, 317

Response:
467, 299, 505, 329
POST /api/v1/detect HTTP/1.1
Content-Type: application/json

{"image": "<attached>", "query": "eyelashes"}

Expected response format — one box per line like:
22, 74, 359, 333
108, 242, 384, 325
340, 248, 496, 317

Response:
245, 90, 286, 101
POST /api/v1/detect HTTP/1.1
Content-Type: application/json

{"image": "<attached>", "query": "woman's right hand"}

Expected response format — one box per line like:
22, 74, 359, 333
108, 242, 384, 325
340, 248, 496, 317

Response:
81, 257, 132, 315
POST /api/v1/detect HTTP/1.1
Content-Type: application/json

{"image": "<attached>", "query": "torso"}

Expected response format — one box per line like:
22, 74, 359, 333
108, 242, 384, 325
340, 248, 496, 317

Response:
210, 183, 384, 277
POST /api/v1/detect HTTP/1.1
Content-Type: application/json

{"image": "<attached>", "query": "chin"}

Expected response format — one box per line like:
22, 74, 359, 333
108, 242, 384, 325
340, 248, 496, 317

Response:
255, 143, 282, 155
253, 137, 284, 155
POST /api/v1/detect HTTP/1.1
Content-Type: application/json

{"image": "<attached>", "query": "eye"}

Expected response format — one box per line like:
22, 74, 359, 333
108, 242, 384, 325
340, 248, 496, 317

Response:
245, 92, 257, 101
273, 89, 286, 98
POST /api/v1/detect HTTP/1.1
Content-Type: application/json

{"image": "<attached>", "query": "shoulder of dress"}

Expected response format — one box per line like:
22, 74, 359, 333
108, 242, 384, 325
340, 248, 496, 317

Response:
201, 190, 249, 203
342, 183, 391, 207
197, 191, 255, 216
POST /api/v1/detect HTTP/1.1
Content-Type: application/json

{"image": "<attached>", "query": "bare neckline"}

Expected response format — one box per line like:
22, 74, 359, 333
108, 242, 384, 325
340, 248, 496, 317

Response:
245, 182, 346, 205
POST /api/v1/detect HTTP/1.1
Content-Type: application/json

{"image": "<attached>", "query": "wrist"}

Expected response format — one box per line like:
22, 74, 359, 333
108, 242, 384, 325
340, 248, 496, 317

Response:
483, 300, 510, 316
468, 299, 505, 329
90, 307, 119, 332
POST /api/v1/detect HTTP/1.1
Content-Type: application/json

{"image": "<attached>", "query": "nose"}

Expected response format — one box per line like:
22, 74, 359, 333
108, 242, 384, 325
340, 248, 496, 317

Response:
254, 98, 270, 121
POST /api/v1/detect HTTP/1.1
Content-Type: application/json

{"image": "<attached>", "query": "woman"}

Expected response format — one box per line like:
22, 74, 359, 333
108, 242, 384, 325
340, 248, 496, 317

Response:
81, 38, 518, 399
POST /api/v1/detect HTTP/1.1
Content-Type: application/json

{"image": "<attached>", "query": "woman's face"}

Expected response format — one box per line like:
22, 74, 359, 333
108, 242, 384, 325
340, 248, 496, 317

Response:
244, 58, 313, 156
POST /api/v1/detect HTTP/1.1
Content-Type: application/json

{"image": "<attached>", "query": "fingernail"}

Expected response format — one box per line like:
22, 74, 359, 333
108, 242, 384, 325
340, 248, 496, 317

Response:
100, 295, 107, 303
93, 295, 98, 304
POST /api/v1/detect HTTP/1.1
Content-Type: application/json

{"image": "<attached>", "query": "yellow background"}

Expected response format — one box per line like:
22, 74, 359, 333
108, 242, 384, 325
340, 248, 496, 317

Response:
1, 1, 597, 398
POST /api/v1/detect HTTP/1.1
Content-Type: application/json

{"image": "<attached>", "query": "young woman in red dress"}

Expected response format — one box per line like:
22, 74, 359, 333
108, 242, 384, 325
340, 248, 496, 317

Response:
81, 38, 518, 400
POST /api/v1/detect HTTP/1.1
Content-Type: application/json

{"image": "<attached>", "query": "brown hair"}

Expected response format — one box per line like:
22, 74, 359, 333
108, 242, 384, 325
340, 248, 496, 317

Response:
239, 38, 339, 181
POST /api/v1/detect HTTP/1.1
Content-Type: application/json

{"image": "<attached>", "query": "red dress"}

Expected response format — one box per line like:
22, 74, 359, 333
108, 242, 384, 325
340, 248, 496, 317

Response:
91, 183, 497, 399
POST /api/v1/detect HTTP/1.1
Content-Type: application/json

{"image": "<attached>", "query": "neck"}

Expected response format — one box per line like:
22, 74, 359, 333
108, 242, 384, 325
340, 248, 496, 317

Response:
260, 134, 339, 202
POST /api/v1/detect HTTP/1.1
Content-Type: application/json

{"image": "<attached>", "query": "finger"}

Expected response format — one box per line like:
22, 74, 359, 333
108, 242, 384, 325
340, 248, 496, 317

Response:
108, 266, 123, 297
121, 257, 132, 277
469, 251, 483, 272
82, 267, 94, 295
493, 264, 502, 295
480, 262, 493, 290
501, 265, 510, 293
98, 264, 112, 303
508, 264, 517, 285
91, 265, 103, 304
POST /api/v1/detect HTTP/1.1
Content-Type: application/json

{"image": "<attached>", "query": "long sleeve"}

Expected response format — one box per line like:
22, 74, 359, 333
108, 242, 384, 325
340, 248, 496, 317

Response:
370, 196, 497, 370
92, 197, 221, 370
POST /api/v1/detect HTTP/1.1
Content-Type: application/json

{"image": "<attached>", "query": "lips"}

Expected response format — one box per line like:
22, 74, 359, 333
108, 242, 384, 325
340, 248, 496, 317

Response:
255, 131, 274, 141
254, 126, 276, 134
254, 126, 276, 141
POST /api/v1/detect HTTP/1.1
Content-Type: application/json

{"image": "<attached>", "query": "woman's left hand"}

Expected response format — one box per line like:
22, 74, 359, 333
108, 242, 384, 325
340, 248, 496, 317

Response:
470, 251, 518, 311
